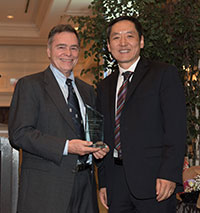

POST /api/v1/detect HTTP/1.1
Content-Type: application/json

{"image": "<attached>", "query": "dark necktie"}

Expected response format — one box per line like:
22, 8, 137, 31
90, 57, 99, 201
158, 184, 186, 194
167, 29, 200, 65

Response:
114, 71, 133, 159
66, 78, 88, 163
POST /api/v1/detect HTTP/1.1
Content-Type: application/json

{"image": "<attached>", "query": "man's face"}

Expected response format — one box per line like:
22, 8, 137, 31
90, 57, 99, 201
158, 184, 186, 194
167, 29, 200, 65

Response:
47, 32, 79, 77
107, 20, 144, 69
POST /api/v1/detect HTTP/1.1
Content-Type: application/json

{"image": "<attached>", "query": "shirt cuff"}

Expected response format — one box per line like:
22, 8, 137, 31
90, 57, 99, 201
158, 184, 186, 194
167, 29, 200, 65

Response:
63, 140, 69, 155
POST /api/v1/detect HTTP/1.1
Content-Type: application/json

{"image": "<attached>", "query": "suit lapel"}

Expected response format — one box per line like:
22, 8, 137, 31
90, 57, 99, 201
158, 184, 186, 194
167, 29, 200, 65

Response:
43, 67, 76, 133
75, 78, 89, 105
108, 69, 119, 130
125, 58, 149, 103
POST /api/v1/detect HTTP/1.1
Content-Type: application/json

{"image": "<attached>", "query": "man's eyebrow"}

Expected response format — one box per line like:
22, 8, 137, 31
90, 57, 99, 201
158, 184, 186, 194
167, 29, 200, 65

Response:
56, 44, 79, 48
110, 31, 134, 36
110, 32, 120, 36
56, 43, 67, 47
71, 44, 79, 47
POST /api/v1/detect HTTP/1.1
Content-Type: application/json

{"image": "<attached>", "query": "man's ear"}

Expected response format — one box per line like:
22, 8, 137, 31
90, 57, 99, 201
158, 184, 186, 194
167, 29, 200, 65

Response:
140, 35, 144, 49
107, 40, 111, 52
47, 46, 51, 58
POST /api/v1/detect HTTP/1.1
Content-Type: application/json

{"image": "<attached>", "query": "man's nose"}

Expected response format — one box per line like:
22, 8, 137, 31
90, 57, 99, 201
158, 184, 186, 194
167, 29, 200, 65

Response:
119, 36, 127, 46
64, 47, 72, 56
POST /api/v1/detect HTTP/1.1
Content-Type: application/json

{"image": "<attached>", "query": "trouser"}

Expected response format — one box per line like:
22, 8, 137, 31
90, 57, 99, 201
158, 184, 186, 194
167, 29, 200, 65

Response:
67, 167, 99, 213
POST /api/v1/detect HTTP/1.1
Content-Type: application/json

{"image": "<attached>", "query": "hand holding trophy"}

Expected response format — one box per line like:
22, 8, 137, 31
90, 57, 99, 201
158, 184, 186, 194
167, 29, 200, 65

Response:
85, 104, 107, 148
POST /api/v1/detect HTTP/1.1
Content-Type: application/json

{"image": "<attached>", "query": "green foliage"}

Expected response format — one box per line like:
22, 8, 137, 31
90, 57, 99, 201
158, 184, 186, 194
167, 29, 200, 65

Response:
70, 0, 200, 147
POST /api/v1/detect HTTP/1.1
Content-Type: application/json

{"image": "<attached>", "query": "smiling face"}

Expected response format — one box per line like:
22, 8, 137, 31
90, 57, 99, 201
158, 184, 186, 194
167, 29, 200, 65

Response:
107, 20, 144, 69
47, 31, 79, 77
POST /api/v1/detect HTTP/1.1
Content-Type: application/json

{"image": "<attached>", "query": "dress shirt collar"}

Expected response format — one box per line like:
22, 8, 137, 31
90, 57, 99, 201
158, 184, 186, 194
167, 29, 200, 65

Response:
118, 56, 140, 76
50, 64, 75, 87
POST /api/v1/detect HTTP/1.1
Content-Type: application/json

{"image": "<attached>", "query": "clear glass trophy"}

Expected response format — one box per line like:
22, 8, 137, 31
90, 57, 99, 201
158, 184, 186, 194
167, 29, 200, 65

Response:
85, 104, 106, 148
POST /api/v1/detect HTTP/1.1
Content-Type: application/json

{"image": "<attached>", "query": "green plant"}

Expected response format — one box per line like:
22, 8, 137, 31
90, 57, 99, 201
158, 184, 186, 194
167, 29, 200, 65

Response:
70, 0, 200, 160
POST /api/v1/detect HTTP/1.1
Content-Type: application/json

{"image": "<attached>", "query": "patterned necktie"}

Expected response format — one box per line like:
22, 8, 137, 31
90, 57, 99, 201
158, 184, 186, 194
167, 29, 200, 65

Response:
114, 71, 133, 159
66, 78, 88, 163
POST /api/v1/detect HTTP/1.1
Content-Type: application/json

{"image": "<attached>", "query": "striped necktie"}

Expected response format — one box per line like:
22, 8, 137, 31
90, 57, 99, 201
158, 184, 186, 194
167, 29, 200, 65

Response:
66, 78, 88, 163
114, 71, 132, 159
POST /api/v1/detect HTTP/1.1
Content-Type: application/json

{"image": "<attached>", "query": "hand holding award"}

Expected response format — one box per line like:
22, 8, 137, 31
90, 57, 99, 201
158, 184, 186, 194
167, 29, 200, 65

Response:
85, 104, 107, 148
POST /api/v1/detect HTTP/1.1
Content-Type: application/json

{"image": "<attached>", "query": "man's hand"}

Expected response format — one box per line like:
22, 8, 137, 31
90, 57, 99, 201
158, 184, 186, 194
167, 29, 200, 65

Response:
156, 178, 176, 202
99, 187, 109, 209
68, 139, 100, 155
93, 145, 110, 159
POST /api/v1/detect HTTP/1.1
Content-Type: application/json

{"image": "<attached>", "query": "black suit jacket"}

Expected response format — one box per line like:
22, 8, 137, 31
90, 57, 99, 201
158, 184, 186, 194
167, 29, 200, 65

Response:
8, 67, 98, 213
97, 57, 186, 201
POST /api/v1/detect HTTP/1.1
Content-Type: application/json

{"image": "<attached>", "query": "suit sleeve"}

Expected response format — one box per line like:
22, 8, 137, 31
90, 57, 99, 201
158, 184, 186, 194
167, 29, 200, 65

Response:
8, 77, 66, 165
158, 65, 187, 184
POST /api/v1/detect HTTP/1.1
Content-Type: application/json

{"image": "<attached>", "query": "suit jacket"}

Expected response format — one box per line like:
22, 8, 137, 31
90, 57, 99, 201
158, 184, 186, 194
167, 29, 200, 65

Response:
8, 67, 98, 213
97, 57, 186, 202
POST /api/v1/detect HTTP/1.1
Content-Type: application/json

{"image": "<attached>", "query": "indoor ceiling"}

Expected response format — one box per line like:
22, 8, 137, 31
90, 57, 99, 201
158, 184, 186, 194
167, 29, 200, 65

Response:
0, 0, 92, 45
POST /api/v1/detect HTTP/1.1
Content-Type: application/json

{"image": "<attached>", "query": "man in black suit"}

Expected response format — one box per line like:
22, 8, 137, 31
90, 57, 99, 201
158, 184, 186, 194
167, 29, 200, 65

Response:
8, 24, 109, 213
97, 16, 186, 213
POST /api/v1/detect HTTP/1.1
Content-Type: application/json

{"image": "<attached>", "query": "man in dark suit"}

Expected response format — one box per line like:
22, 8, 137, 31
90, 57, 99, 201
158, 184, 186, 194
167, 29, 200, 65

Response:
8, 24, 109, 213
97, 16, 186, 213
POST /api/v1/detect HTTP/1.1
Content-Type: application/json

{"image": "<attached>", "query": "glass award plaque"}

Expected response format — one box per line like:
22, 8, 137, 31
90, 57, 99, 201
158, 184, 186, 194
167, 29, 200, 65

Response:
85, 104, 106, 148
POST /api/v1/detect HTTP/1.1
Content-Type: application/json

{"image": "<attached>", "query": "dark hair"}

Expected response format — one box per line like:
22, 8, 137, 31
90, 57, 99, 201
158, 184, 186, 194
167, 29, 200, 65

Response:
48, 24, 80, 47
107, 16, 143, 43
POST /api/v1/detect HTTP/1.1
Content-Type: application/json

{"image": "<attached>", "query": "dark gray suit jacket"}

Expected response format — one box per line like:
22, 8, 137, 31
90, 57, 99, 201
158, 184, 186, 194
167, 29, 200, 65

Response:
97, 57, 186, 202
8, 67, 97, 213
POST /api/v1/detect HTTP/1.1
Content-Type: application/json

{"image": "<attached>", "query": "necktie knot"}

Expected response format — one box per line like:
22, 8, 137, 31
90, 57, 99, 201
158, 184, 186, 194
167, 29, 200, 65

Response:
122, 71, 132, 82
66, 78, 72, 86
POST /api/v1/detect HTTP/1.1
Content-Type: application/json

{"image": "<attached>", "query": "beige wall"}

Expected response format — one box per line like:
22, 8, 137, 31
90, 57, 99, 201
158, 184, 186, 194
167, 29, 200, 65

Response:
0, 45, 95, 106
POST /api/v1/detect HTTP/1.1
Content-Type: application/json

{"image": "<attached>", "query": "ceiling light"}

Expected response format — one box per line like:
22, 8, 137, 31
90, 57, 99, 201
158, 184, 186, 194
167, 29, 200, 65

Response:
7, 15, 14, 19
